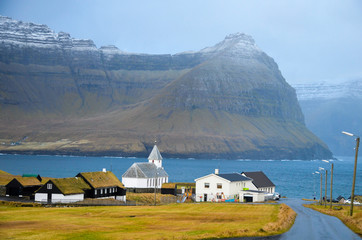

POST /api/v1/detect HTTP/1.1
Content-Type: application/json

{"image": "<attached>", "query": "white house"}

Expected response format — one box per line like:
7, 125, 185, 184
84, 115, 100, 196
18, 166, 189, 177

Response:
241, 171, 275, 193
122, 144, 168, 189
195, 169, 254, 202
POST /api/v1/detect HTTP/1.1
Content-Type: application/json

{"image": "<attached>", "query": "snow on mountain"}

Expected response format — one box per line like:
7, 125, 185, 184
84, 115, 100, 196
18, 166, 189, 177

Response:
0, 15, 97, 51
292, 79, 362, 100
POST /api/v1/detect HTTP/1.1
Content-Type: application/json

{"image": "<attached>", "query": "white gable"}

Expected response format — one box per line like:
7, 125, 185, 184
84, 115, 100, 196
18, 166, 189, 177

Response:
148, 145, 163, 168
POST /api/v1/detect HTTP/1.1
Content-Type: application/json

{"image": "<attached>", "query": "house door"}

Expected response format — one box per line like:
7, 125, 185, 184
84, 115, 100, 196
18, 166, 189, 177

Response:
47, 193, 52, 203
204, 194, 207, 202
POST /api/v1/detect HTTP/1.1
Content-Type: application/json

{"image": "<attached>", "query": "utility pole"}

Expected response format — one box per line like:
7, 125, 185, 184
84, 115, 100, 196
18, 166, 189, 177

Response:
325, 169, 327, 207
350, 136, 360, 216
342, 131, 360, 216
320, 172, 323, 205
330, 163, 334, 209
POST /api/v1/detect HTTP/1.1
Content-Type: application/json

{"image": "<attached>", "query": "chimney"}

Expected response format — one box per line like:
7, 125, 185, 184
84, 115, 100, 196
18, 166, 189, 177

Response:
102, 168, 107, 172
215, 169, 219, 174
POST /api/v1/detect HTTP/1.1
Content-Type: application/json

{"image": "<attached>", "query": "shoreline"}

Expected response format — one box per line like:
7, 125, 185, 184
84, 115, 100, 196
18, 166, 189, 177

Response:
0, 149, 336, 161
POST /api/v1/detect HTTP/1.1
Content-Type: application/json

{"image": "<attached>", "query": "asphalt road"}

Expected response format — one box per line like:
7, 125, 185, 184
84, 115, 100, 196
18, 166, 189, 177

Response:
280, 198, 360, 240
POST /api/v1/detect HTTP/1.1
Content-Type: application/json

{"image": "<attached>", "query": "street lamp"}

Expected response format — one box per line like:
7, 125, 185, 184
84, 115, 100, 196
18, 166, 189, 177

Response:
318, 167, 327, 206
342, 131, 360, 216
323, 160, 334, 209
316, 169, 323, 205
312, 172, 317, 200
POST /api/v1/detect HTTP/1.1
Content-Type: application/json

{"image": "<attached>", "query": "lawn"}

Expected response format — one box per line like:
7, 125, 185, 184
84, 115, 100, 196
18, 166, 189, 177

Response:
304, 203, 362, 237
0, 203, 295, 239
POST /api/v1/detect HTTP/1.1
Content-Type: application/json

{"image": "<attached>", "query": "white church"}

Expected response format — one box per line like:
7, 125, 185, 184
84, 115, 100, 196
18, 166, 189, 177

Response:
122, 144, 169, 189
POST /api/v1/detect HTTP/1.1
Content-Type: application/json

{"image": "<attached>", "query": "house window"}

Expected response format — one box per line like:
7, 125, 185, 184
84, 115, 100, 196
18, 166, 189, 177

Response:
47, 183, 52, 189
95, 189, 97, 195
101, 189, 103, 194
217, 183, 222, 189
105, 188, 107, 194
204, 183, 210, 188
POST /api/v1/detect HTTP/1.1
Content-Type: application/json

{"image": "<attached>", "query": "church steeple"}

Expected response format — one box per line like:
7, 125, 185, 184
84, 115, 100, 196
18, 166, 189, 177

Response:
148, 144, 163, 168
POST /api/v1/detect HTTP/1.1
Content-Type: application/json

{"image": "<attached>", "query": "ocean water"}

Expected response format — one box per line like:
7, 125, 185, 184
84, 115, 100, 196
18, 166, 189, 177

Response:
0, 154, 360, 199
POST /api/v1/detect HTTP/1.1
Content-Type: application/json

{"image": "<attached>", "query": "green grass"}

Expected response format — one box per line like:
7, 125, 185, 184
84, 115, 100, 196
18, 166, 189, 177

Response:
0, 203, 295, 239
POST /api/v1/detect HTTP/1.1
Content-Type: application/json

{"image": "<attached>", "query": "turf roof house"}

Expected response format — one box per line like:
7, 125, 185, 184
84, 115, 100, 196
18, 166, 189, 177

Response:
5, 175, 50, 199
77, 170, 126, 201
241, 171, 275, 193
35, 170, 126, 203
35, 177, 91, 203
122, 144, 168, 191
0, 170, 16, 196
195, 169, 254, 202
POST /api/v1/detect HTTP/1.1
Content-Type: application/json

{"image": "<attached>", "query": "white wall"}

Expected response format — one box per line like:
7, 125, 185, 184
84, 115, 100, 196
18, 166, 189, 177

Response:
239, 191, 266, 202
35, 193, 84, 203
35, 193, 47, 202
51, 193, 84, 203
195, 175, 253, 202
116, 195, 126, 202
122, 177, 168, 189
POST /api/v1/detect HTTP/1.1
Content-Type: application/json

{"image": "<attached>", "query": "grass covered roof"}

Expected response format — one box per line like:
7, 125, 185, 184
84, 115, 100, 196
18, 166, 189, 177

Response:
50, 177, 91, 195
0, 170, 16, 185
78, 171, 124, 189
13, 177, 42, 186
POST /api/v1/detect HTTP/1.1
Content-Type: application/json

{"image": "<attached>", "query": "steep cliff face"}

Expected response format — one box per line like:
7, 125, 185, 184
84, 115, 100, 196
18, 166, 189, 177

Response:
0, 16, 332, 159
294, 79, 362, 156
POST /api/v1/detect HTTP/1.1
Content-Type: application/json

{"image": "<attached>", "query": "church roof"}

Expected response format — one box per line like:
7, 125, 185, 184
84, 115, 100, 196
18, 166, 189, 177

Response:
122, 162, 168, 178
148, 145, 163, 161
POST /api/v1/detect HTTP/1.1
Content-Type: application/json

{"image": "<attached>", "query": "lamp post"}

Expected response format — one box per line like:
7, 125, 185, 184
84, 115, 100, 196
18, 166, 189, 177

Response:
323, 160, 334, 209
316, 169, 323, 205
342, 131, 360, 216
312, 172, 316, 200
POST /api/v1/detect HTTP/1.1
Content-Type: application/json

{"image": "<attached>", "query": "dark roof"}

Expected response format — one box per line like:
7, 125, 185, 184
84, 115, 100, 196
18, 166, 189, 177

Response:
242, 171, 275, 188
217, 173, 251, 182
336, 195, 345, 201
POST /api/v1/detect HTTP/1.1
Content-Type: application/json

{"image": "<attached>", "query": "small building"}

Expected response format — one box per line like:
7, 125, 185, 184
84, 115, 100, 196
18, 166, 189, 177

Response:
122, 145, 169, 191
77, 170, 126, 201
239, 190, 271, 203
35, 177, 91, 203
195, 169, 254, 202
0, 170, 16, 196
336, 195, 345, 204
6, 176, 43, 198
241, 171, 275, 193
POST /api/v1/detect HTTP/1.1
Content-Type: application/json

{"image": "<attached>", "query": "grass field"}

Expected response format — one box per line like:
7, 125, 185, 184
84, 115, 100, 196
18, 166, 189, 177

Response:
0, 203, 295, 239
304, 204, 362, 237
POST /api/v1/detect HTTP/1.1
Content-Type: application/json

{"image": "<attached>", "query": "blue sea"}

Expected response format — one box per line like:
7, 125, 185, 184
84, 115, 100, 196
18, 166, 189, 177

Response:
0, 154, 360, 199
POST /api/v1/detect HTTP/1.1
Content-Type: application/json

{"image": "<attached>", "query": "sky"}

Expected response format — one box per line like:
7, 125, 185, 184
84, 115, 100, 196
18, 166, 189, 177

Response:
0, 0, 361, 84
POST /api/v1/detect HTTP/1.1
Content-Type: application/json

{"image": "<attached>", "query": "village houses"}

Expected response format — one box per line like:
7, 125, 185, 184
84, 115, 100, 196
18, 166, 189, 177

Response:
34, 169, 126, 203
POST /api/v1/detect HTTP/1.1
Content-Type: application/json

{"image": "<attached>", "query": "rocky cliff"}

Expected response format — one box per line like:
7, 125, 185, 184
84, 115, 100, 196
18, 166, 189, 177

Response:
294, 79, 362, 156
0, 16, 332, 159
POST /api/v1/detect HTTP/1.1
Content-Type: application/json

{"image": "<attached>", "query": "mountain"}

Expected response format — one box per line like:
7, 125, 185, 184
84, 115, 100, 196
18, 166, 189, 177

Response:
0, 16, 332, 159
293, 79, 362, 156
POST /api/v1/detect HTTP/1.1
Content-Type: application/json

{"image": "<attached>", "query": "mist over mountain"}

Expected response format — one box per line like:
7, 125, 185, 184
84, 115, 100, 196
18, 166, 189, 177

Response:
0, 16, 332, 159
293, 79, 362, 156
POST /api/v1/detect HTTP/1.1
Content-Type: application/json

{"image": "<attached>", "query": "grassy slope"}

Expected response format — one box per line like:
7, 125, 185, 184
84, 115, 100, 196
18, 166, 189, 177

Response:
304, 204, 362, 237
0, 203, 296, 240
